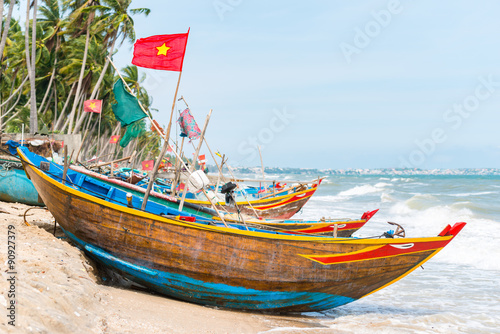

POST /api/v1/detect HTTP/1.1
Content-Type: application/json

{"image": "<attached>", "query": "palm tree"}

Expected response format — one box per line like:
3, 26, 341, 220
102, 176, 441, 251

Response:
0, 0, 17, 61
63, 0, 101, 134
37, 0, 67, 118
71, 0, 150, 134
1, 18, 30, 132
24, 0, 39, 134
1, 0, 160, 161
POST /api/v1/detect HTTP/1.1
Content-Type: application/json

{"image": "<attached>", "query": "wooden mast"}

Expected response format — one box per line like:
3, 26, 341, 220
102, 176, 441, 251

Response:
170, 95, 189, 196
141, 71, 183, 209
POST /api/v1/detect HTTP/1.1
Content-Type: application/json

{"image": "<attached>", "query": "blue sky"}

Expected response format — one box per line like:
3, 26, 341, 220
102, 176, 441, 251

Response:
113, 1, 500, 169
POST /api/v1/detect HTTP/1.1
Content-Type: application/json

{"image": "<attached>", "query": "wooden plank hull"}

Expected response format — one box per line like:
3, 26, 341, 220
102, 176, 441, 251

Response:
19, 147, 465, 313
0, 158, 44, 206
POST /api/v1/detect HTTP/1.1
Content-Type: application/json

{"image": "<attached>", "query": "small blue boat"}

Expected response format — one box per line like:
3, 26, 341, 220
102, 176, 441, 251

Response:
0, 157, 44, 206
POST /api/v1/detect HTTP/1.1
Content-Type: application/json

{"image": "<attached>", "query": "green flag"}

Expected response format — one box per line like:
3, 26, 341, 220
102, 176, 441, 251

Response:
112, 79, 146, 127
119, 119, 145, 148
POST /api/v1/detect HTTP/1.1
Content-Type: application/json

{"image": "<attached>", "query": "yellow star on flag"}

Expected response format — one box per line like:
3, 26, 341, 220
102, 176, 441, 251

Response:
89, 102, 96, 110
156, 43, 171, 56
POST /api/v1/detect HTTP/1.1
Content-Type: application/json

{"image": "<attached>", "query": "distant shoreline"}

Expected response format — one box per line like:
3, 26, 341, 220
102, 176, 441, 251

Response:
216, 166, 500, 177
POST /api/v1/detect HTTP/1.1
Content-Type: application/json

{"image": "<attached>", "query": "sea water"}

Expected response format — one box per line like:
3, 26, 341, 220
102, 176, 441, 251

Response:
242, 173, 500, 333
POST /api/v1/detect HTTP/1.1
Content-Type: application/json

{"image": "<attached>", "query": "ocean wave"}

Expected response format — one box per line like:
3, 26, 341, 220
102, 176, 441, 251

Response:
390, 178, 415, 183
319, 178, 339, 186
386, 193, 498, 219
375, 182, 392, 188
380, 192, 396, 203
449, 191, 496, 197
337, 183, 391, 198
380, 203, 500, 271
451, 201, 486, 211
311, 194, 345, 203
403, 194, 441, 211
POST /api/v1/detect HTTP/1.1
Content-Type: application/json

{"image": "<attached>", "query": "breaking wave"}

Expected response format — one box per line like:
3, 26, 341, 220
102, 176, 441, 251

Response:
337, 183, 392, 198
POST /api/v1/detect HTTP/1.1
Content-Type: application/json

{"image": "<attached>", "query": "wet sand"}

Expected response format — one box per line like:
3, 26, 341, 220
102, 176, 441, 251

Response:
0, 201, 334, 334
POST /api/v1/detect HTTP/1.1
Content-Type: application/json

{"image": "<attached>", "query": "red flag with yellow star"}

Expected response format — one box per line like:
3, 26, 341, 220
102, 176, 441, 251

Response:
141, 160, 154, 171
132, 30, 189, 71
84, 99, 102, 113
109, 135, 120, 144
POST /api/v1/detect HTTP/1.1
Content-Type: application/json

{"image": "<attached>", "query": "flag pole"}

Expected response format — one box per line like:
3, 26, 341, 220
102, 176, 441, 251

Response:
141, 70, 183, 209
96, 111, 102, 163
170, 95, 188, 196
170, 136, 184, 196
178, 109, 211, 212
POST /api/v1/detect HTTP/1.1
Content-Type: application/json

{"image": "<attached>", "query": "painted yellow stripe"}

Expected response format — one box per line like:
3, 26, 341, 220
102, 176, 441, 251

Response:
299, 245, 384, 264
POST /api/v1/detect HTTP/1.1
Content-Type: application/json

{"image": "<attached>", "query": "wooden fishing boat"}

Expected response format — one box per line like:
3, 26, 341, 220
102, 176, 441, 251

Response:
71, 165, 375, 236
183, 178, 323, 219
18, 146, 466, 313
0, 136, 67, 206
0, 156, 44, 206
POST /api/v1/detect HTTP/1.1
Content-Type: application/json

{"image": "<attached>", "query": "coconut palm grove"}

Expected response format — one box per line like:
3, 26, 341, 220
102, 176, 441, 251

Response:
0, 0, 164, 163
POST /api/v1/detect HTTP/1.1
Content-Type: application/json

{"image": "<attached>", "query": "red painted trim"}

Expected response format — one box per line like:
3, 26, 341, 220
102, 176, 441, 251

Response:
304, 239, 451, 265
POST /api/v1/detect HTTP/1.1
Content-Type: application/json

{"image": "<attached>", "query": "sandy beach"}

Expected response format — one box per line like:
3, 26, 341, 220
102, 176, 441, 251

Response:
0, 201, 336, 334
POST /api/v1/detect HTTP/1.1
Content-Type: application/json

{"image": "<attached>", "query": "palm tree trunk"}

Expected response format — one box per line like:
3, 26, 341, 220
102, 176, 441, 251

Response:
98, 123, 120, 158
75, 87, 100, 139
0, 75, 29, 109
40, 92, 53, 116
4, 100, 30, 125
67, 27, 90, 134
0, 0, 15, 59
0, 1, 4, 30
2, 86, 24, 124
29, 0, 38, 134
52, 85, 57, 130
72, 33, 117, 134
53, 82, 76, 131
82, 119, 99, 159
40, 59, 57, 115
25, 0, 38, 134
24, 0, 32, 121
60, 92, 84, 133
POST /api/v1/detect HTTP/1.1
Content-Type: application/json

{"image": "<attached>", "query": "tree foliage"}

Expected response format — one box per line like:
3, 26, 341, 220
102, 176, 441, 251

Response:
0, 0, 161, 162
